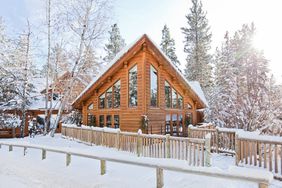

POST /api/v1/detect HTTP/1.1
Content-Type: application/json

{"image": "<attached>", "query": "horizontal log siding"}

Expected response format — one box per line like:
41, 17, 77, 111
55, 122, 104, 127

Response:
81, 46, 200, 134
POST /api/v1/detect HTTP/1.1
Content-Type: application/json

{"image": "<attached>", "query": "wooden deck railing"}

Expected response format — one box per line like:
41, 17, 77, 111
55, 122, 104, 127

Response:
62, 125, 210, 167
0, 142, 273, 188
236, 132, 282, 179
188, 126, 236, 154
188, 125, 282, 179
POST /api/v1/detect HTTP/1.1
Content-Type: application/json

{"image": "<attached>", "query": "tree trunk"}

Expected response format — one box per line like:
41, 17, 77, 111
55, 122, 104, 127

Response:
44, 0, 51, 135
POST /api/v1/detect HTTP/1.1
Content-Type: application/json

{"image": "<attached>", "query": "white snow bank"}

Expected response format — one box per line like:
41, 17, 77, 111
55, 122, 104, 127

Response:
0, 135, 279, 188
0, 139, 273, 184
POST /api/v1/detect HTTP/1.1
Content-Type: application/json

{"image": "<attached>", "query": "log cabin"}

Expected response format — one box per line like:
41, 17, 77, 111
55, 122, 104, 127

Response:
72, 34, 208, 136
0, 72, 90, 137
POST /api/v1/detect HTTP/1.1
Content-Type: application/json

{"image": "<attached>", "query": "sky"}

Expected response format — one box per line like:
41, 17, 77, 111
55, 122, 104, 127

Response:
0, 0, 281, 83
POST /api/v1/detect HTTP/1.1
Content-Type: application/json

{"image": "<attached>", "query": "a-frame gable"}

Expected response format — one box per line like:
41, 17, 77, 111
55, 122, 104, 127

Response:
73, 34, 207, 109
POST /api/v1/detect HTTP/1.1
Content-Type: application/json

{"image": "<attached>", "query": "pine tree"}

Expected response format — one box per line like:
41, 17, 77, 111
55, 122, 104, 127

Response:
181, 0, 212, 93
104, 24, 126, 62
210, 23, 274, 131
208, 32, 237, 127
160, 25, 180, 67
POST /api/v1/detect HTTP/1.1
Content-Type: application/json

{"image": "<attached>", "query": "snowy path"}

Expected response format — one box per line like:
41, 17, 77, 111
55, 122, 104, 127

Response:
0, 135, 281, 188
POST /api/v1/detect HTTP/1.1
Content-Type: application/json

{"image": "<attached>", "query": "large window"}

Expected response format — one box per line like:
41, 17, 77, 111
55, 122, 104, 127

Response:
99, 93, 105, 109
178, 114, 183, 135
87, 114, 96, 126
106, 87, 112, 108
165, 114, 171, 134
99, 115, 104, 127
172, 114, 177, 135
114, 115, 119, 128
165, 81, 171, 108
178, 95, 183, 109
150, 65, 158, 107
129, 65, 138, 107
165, 81, 183, 109
114, 80, 121, 108
172, 88, 177, 108
106, 115, 112, 128
99, 80, 120, 109
166, 113, 183, 136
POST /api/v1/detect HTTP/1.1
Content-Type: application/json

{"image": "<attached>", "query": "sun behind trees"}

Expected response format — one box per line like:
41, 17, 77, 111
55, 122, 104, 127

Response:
207, 23, 282, 131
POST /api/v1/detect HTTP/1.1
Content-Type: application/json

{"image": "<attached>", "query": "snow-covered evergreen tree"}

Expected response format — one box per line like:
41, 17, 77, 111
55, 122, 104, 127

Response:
160, 25, 180, 67
181, 0, 212, 93
103, 24, 126, 62
210, 23, 277, 131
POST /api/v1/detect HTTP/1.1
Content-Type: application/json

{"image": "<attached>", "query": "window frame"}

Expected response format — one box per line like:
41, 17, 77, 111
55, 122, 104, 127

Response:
164, 80, 183, 109
128, 64, 138, 107
150, 64, 158, 107
99, 79, 121, 109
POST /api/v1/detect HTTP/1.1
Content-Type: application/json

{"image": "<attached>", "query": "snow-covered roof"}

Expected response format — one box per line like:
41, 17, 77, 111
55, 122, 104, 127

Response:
28, 95, 61, 111
73, 35, 142, 104
188, 81, 209, 107
73, 34, 208, 108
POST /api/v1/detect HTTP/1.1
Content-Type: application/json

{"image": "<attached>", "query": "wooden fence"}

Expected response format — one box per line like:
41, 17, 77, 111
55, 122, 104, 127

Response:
236, 133, 282, 179
0, 142, 273, 188
62, 125, 210, 167
188, 126, 236, 154
188, 125, 282, 179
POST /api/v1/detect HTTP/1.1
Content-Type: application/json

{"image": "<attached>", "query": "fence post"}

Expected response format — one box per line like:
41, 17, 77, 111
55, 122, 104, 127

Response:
156, 167, 164, 188
9, 145, 13, 152
187, 126, 191, 137
205, 133, 211, 167
215, 127, 219, 153
12, 127, 16, 138
66, 153, 71, 166
235, 133, 239, 165
100, 160, 106, 175
116, 130, 120, 150
42, 149, 46, 160
165, 134, 170, 158
137, 129, 142, 157
24, 147, 27, 156
101, 129, 104, 146
259, 182, 269, 188
90, 128, 93, 146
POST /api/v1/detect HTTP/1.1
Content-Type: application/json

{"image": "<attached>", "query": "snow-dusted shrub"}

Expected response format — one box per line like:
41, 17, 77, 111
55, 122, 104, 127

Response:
0, 113, 21, 128
61, 110, 82, 125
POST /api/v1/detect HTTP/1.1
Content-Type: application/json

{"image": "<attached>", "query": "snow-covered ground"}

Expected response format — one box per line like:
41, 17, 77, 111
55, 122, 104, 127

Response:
0, 135, 281, 188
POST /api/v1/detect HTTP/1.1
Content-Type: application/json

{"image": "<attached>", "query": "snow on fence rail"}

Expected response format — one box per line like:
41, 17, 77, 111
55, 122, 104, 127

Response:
188, 126, 236, 154
189, 125, 282, 179
236, 131, 282, 179
62, 125, 210, 167
0, 141, 273, 188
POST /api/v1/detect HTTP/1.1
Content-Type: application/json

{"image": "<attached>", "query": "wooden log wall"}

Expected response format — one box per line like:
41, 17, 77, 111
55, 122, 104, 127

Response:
80, 40, 202, 134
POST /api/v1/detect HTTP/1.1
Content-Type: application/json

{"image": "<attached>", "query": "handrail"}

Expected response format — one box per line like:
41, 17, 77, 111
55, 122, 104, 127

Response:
0, 141, 273, 188
238, 136, 282, 145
